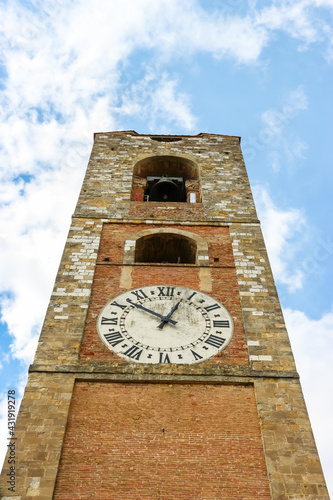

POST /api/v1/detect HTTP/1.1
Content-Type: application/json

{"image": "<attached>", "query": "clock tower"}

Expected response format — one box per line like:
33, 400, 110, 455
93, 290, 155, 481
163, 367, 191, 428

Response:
0, 131, 329, 499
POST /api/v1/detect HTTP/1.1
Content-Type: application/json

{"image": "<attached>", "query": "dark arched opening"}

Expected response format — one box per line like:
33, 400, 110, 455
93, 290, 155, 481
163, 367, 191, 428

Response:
131, 155, 200, 203
135, 234, 196, 264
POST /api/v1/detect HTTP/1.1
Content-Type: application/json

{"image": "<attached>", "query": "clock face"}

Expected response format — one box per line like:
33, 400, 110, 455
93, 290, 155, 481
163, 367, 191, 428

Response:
97, 285, 234, 364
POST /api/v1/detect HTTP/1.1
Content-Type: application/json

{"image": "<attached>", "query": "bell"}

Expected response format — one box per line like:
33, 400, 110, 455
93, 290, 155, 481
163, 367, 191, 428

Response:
149, 177, 183, 202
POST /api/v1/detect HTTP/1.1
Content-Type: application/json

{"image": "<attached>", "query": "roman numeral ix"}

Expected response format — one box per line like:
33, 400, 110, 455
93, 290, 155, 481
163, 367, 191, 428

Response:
101, 317, 118, 325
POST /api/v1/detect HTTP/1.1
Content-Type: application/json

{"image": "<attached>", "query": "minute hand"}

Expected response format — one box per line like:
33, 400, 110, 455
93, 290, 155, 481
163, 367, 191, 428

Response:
157, 300, 182, 329
127, 300, 177, 326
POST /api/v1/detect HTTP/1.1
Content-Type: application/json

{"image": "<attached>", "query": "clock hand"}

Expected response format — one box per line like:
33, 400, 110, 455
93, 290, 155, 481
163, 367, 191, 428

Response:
126, 299, 177, 326
157, 300, 182, 329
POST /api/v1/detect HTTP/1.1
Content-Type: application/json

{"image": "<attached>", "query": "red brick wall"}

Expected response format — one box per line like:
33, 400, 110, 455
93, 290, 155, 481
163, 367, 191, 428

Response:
80, 224, 248, 365
98, 223, 235, 268
53, 382, 271, 500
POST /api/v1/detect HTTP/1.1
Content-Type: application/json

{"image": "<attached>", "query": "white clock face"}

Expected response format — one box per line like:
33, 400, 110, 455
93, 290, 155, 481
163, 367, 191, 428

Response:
97, 285, 234, 364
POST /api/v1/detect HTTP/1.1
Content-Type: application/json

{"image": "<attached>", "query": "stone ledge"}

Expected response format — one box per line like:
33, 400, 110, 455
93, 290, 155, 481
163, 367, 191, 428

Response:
29, 363, 299, 381
71, 215, 261, 225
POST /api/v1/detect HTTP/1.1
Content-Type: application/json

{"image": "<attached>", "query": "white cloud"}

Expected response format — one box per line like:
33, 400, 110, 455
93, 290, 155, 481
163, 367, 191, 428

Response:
264, 87, 308, 159
118, 71, 196, 132
253, 186, 306, 291
284, 307, 333, 489
255, 1, 318, 44
254, 0, 333, 60
261, 86, 308, 137
241, 86, 309, 168
312, 0, 333, 7
182, 12, 269, 63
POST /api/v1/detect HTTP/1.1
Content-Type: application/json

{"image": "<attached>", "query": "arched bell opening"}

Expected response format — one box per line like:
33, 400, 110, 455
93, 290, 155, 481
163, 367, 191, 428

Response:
131, 155, 200, 203
135, 234, 196, 264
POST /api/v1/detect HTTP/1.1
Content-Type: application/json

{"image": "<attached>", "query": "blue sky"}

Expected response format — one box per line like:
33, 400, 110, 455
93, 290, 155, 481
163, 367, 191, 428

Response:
0, 0, 332, 494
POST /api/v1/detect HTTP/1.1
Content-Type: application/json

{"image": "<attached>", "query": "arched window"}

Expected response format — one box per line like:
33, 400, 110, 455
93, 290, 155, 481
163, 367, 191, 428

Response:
123, 229, 209, 266
135, 233, 196, 264
131, 155, 200, 203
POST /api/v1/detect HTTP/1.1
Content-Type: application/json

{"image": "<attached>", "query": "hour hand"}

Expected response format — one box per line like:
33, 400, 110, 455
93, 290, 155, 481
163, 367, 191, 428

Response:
157, 300, 182, 329
126, 299, 177, 326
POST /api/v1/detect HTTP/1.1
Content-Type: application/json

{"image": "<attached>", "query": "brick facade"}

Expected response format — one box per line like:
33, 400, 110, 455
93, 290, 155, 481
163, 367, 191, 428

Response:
53, 382, 271, 500
80, 222, 248, 367
0, 131, 328, 499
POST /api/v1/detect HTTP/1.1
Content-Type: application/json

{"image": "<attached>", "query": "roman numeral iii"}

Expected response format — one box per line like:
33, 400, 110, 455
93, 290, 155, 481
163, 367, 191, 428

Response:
213, 320, 230, 328
204, 335, 226, 348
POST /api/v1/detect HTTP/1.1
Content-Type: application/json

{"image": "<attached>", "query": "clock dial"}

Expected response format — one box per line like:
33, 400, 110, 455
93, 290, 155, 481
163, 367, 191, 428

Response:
97, 285, 234, 364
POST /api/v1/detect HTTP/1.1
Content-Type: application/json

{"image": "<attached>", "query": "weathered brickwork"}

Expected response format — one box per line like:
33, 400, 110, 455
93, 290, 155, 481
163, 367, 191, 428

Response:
1, 131, 328, 500
53, 382, 272, 500
98, 222, 235, 268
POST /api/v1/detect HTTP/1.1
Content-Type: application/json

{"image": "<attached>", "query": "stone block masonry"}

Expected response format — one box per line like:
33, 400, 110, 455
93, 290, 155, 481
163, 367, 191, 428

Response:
0, 373, 75, 499
75, 132, 257, 222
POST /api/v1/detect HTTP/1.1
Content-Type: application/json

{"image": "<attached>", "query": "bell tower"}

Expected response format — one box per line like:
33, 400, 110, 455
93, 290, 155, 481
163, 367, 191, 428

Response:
0, 131, 329, 499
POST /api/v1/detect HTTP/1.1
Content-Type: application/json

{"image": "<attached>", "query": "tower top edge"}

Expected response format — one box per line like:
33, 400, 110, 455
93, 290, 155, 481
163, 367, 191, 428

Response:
93, 130, 241, 143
